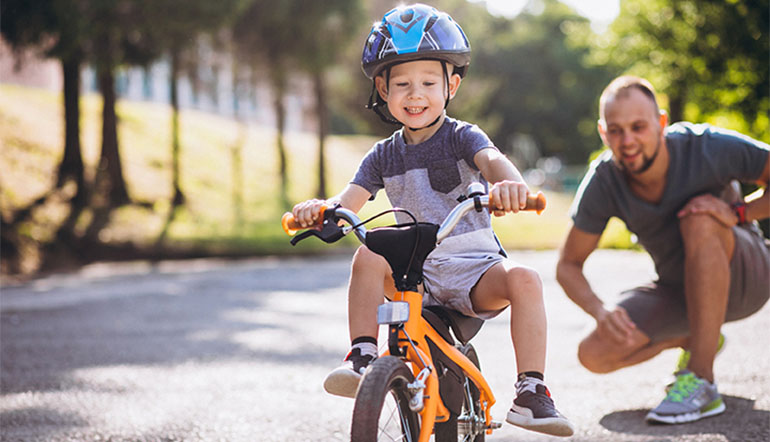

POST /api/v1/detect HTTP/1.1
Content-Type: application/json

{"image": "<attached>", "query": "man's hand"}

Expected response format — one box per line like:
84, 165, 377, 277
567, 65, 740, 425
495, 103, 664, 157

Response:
677, 194, 738, 227
488, 180, 530, 216
595, 305, 637, 345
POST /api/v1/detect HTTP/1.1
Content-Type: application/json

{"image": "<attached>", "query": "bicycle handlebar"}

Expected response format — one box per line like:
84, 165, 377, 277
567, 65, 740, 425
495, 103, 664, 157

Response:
282, 190, 546, 244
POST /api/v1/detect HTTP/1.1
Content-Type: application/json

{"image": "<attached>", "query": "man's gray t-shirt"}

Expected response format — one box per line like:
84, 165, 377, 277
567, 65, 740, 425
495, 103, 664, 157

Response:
352, 117, 503, 257
571, 122, 769, 285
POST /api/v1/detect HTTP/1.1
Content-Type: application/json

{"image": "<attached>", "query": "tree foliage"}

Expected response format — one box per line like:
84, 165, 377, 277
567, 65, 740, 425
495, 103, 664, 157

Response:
595, 0, 768, 141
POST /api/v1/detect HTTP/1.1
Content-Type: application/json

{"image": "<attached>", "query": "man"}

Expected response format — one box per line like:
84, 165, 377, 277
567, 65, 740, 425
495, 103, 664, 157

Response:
556, 75, 769, 424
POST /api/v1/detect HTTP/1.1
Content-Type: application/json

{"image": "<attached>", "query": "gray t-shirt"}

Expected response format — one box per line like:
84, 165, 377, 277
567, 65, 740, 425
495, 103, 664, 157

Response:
571, 122, 769, 284
352, 117, 503, 257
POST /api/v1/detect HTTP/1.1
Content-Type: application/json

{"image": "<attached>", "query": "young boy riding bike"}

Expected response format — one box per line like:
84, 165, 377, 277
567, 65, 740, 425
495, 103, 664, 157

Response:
290, 4, 573, 436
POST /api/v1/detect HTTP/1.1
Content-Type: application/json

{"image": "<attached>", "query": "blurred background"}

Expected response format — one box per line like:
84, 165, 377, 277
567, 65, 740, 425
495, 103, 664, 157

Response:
1, 0, 767, 277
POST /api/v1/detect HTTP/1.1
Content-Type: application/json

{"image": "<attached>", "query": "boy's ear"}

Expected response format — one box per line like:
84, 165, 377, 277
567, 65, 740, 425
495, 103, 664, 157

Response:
448, 73, 462, 100
374, 75, 388, 102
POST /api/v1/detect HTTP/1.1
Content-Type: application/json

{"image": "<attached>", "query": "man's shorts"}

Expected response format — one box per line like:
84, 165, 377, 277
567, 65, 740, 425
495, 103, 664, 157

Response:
422, 253, 505, 319
619, 225, 770, 343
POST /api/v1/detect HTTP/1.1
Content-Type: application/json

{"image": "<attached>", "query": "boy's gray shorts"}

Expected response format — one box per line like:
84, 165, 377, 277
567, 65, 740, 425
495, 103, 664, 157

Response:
619, 225, 770, 343
422, 253, 506, 319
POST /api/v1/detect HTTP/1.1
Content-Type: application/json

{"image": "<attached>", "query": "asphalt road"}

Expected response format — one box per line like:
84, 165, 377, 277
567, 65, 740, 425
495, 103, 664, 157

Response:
1, 250, 768, 441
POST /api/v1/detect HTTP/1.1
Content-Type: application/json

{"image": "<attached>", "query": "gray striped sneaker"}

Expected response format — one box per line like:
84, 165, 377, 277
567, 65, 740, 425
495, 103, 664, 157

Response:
646, 370, 725, 424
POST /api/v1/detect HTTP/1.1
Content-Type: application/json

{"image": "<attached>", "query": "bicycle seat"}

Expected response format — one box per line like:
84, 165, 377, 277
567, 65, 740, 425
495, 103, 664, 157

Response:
423, 305, 483, 346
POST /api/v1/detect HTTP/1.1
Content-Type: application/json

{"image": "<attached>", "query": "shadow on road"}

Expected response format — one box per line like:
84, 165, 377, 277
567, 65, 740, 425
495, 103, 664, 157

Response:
599, 395, 770, 441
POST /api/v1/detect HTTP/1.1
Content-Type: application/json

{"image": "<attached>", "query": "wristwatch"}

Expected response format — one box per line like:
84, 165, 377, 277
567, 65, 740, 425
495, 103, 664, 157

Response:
732, 202, 747, 224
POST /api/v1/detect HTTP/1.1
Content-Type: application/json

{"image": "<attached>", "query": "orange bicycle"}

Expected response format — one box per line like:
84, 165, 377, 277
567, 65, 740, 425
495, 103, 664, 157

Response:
282, 183, 546, 442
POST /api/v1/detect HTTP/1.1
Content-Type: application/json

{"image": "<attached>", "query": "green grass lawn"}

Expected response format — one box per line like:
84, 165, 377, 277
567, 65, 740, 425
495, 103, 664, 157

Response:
0, 83, 636, 264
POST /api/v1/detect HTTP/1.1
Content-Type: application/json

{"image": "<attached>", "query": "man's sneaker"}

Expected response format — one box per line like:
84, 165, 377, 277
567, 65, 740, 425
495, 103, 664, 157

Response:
323, 348, 376, 398
666, 333, 726, 392
506, 376, 575, 437
646, 370, 726, 424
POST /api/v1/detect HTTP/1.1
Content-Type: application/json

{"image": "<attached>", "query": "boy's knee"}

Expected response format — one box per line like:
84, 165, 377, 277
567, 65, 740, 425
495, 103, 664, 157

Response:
508, 266, 543, 293
352, 245, 389, 272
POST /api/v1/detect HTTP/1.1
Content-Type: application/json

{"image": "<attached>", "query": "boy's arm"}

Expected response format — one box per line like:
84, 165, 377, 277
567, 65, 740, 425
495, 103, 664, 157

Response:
292, 183, 371, 228
473, 148, 528, 215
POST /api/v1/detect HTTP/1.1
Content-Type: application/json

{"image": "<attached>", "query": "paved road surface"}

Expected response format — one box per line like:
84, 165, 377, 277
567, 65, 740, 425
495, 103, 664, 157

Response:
1, 250, 768, 441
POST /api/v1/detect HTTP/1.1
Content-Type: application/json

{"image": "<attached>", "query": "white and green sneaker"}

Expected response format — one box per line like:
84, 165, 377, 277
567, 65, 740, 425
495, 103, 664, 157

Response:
646, 370, 725, 424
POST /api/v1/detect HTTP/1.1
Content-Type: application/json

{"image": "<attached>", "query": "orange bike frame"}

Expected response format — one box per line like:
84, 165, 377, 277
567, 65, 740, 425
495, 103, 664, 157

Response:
385, 289, 497, 442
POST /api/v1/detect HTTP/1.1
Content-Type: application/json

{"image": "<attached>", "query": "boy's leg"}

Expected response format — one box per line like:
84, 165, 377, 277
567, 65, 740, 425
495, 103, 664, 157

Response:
324, 245, 394, 398
470, 261, 546, 373
471, 260, 574, 437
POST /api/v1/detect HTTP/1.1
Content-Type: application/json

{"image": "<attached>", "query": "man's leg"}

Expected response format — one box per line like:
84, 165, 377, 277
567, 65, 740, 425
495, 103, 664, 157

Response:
577, 328, 685, 374
679, 213, 735, 383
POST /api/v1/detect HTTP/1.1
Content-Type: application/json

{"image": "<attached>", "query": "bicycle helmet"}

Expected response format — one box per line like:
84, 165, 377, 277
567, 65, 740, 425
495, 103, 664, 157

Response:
362, 3, 470, 79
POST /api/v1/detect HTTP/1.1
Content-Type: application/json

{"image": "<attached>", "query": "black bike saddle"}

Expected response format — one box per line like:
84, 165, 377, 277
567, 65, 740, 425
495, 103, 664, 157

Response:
422, 305, 484, 346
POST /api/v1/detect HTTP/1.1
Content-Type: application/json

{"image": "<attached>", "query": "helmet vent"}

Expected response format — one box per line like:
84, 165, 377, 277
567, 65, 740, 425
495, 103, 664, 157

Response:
424, 15, 437, 32
400, 10, 414, 23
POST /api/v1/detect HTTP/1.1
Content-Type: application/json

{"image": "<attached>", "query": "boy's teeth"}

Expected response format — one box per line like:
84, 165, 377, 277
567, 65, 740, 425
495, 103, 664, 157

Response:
407, 107, 425, 113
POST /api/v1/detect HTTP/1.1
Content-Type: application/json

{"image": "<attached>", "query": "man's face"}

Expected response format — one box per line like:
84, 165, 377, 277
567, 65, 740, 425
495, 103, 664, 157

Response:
599, 88, 666, 175
375, 60, 458, 131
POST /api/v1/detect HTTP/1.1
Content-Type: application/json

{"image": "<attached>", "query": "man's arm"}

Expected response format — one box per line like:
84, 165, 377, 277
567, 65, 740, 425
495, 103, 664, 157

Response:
676, 154, 770, 226
557, 224, 638, 344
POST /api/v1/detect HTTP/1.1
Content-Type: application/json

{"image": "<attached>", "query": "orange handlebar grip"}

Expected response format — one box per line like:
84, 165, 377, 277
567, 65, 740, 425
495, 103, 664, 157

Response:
281, 206, 327, 235
525, 191, 547, 214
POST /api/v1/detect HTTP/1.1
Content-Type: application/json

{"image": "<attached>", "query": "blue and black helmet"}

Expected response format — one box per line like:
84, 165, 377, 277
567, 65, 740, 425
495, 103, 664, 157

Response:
361, 3, 471, 80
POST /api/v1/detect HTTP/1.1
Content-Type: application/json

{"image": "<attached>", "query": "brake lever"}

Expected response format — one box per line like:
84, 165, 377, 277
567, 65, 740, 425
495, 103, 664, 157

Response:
289, 205, 346, 246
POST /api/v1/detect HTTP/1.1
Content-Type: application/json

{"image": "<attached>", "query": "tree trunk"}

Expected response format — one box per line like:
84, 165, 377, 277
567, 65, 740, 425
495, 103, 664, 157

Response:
57, 55, 85, 200
313, 69, 328, 199
169, 49, 185, 208
271, 65, 289, 209
97, 65, 130, 207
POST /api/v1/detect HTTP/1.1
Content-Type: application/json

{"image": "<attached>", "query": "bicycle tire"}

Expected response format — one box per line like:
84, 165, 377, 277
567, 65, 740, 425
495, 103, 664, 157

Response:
434, 343, 485, 442
351, 356, 421, 442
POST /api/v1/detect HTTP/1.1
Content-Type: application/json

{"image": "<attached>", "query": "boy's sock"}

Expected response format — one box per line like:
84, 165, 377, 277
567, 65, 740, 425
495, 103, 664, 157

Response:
518, 371, 544, 382
351, 336, 378, 359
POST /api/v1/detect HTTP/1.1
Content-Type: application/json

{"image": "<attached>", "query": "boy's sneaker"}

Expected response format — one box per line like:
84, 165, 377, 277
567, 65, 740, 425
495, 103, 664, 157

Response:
506, 376, 575, 437
323, 348, 375, 398
666, 333, 725, 392
646, 370, 725, 424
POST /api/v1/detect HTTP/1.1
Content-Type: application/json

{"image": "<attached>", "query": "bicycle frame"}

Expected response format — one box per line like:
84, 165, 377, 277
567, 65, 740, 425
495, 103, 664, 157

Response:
282, 183, 546, 441
384, 288, 496, 442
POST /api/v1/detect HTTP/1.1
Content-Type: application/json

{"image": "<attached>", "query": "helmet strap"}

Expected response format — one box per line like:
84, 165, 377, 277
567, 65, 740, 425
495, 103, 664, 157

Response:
366, 68, 401, 126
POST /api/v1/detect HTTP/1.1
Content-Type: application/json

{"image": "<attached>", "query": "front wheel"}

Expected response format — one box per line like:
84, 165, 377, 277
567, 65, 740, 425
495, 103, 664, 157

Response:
351, 356, 421, 442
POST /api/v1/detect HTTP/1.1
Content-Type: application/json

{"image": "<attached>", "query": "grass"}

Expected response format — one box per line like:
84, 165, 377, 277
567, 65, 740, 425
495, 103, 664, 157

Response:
0, 83, 636, 266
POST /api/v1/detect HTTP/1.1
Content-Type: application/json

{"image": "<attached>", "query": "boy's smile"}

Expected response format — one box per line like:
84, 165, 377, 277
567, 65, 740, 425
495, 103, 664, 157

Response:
375, 60, 461, 143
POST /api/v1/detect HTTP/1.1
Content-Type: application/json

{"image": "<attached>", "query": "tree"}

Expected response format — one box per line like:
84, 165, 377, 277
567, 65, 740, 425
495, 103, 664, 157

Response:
291, 0, 364, 199
148, 0, 245, 244
596, 0, 768, 140
232, 0, 297, 209
1, 0, 89, 228
461, 0, 615, 166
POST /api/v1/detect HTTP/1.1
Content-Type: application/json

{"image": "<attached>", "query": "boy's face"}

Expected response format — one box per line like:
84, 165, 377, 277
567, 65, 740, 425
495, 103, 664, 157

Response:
375, 60, 461, 134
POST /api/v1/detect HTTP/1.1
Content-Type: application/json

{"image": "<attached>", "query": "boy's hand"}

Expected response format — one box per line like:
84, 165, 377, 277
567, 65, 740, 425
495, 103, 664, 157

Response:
292, 199, 327, 228
488, 180, 530, 216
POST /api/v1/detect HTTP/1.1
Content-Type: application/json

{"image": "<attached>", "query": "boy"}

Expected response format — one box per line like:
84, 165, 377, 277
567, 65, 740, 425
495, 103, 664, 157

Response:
291, 4, 573, 437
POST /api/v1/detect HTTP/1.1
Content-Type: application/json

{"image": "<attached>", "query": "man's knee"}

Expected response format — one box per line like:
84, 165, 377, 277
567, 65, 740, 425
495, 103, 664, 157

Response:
577, 333, 637, 374
577, 337, 616, 374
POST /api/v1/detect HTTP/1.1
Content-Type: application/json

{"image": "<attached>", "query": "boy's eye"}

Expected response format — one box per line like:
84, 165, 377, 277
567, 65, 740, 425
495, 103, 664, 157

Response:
423, 82, 436, 87
395, 82, 409, 87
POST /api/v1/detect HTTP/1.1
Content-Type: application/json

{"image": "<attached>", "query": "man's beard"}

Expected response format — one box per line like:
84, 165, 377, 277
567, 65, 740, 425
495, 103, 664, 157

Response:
617, 138, 662, 175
